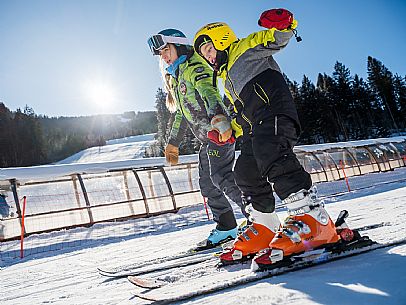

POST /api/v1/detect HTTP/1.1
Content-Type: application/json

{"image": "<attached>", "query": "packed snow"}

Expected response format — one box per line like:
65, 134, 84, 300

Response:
57, 134, 157, 164
1, 134, 406, 304
1, 175, 406, 305
105, 134, 156, 145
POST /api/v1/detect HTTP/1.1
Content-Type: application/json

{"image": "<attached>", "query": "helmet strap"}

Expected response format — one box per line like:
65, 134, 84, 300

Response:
212, 49, 228, 88
214, 50, 228, 71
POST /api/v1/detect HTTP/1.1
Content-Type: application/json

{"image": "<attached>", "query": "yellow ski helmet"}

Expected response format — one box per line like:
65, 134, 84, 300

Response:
193, 22, 238, 53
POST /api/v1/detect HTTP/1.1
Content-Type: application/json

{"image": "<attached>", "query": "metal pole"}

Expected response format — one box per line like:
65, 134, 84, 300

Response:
10, 179, 24, 229
76, 174, 94, 224
132, 169, 149, 216
20, 196, 27, 259
159, 167, 177, 210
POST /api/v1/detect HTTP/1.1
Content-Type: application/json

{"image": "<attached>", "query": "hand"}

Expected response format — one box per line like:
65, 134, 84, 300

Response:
258, 8, 295, 30
207, 130, 235, 146
210, 114, 232, 142
164, 144, 179, 165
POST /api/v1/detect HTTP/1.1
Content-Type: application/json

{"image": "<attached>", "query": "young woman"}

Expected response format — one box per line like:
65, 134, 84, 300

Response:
193, 9, 340, 266
147, 29, 245, 249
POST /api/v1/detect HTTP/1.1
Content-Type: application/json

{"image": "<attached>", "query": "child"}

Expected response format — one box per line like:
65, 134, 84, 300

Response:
193, 9, 340, 265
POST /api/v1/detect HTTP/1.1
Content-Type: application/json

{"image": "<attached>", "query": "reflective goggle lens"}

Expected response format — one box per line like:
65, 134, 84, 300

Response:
147, 35, 167, 55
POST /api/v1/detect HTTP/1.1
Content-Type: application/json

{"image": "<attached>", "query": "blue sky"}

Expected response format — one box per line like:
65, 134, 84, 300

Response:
0, 0, 405, 117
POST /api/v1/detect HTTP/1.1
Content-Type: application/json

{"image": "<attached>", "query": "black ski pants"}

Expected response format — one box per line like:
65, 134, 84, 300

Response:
234, 115, 312, 213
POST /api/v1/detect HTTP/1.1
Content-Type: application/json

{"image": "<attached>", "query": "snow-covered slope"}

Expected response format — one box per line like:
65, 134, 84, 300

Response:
57, 133, 156, 164
1, 181, 406, 305
105, 134, 155, 145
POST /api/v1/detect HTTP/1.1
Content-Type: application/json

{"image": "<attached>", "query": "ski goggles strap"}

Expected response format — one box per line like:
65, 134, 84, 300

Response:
147, 34, 190, 55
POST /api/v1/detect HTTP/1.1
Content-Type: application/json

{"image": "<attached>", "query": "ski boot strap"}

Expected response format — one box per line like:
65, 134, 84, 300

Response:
288, 203, 321, 216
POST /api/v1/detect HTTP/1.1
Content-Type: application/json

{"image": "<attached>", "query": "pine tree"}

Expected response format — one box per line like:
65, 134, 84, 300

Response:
316, 73, 342, 142
5, 105, 47, 166
367, 56, 400, 133
331, 62, 353, 140
0, 102, 13, 167
297, 76, 322, 143
24, 105, 46, 165
352, 74, 391, 138
393, 74, 406, 129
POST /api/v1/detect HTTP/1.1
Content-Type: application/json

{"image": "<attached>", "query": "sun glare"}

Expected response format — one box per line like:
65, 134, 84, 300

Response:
83, 79, 117, 112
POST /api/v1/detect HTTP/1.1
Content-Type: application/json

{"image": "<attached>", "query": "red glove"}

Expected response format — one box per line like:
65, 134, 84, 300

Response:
207, 130, 235, 146
258, 8, 294, 30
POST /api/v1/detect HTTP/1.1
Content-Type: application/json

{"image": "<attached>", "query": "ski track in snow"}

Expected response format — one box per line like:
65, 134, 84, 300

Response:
1, 182, 406, 305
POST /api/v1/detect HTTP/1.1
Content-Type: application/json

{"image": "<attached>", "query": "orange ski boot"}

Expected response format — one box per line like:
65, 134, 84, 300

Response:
220, 204, 281, 264
253, 187, 340, 270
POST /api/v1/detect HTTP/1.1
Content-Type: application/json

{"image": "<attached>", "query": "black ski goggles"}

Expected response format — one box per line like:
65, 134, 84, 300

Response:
147, 34, 190, 55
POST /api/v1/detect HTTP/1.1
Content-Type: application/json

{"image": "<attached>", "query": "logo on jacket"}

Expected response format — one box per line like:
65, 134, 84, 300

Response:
195, 67, 204, 73
208, 149, 220, 157
195, 73, 210, 82
180, 82, 187, 95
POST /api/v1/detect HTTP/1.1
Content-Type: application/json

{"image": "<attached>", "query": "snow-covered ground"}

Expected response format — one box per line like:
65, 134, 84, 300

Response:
105, 134, 156, 146
1, 178, 406, 305
57, 134, 156, 164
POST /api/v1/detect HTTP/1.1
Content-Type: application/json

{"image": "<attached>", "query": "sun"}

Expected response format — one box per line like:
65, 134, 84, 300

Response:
83, 79, 116, 111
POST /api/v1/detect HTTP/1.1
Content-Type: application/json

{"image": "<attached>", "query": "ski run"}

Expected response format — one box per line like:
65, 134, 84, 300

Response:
99, 221, 389, 279
1, 177, 406, 305
129, 238, 406, 303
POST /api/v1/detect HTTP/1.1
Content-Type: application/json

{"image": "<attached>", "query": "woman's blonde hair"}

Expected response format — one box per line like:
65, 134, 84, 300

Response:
159, 56, 177, 113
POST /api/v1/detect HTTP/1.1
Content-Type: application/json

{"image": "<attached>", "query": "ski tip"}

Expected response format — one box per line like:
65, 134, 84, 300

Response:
128, 275, 165, 289
132, 291, 161, 302
97, 268, 111, 276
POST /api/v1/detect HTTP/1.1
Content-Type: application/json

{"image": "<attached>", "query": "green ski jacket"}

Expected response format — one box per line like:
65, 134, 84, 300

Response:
168, 51, 228, 146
